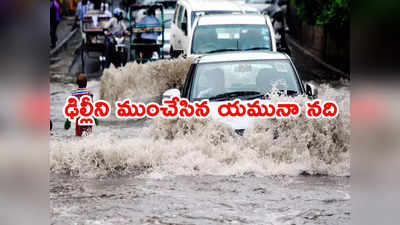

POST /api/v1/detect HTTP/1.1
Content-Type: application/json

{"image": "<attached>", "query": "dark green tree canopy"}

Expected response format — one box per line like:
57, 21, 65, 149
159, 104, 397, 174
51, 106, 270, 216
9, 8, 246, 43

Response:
290, 0, 350, 29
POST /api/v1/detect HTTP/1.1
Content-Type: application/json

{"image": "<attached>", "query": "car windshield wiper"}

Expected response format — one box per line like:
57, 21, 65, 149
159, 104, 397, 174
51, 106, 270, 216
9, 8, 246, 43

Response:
208, 91, 261, 101
245, 93, 269, 100
204, 49, 239, 54
241, 47, 270, 51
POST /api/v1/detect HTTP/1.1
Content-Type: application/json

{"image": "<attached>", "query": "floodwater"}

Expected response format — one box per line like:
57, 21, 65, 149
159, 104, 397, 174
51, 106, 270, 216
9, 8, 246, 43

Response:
50, 175, 349, 225
50, 58, 350, 224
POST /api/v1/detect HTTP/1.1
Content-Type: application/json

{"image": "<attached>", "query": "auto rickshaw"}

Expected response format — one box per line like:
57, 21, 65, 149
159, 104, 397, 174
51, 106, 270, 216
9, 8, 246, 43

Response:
128, 3, 165, 63
80, 8, 111, 72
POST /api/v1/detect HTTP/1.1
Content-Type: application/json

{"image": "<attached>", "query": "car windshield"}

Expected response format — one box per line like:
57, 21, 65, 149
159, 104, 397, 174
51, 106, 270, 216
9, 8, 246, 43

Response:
190, 59, 301, 101
191, 24, 271, 54
191, 11, 241, 27
245, 0, 275, 3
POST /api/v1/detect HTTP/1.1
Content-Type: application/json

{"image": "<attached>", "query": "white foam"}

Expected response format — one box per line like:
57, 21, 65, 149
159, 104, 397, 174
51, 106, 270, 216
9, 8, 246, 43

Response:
100, 58, 193, 104
50, 60, 350, 178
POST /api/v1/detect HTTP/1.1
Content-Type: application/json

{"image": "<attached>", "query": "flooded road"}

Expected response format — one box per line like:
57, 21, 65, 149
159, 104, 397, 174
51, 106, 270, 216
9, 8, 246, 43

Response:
50, 33, 350, 224
50, 77, 349, 225
50, 175, 349, 225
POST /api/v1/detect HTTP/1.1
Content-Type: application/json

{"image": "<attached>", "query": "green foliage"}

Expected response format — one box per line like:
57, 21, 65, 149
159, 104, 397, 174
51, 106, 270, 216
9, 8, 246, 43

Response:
291, 0, 350, 29
64, 118, 98, 130
64, 119, 71, 130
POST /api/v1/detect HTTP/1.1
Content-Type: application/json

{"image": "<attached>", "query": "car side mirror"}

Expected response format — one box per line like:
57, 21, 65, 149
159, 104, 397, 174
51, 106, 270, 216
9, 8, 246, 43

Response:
181, 22, 188, 36
305, 82, 318, 98
162, 88, 181, 100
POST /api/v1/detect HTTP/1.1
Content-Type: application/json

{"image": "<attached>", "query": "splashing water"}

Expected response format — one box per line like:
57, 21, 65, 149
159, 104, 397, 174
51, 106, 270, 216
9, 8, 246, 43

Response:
50, 60, 350, 178
100, 57, 193, 104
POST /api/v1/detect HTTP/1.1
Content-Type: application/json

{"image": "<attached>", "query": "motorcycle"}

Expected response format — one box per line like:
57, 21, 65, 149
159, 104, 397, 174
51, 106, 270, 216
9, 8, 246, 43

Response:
102, 30, 129, 69
269, 2, 291, 56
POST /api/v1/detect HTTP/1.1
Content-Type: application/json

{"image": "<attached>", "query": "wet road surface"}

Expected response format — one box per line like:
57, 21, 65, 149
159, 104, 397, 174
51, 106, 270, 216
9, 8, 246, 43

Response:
50, 175, 349, 225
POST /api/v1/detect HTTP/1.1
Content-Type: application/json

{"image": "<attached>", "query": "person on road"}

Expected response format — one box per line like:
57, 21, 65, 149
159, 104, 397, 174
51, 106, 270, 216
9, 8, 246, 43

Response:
76, 0, 92, 20
64, 74, 97, 136
103, 8, 128, 68
72, 0, 93, 30
50, 0, 61, 49
135, 7, 161, 59
103, 3, 112, 17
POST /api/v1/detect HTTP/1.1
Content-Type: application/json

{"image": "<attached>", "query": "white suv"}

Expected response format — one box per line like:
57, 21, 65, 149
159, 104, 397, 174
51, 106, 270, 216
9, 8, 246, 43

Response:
188, 14, 276, 57
170, 0, 257, 57
163, 51, 317, 131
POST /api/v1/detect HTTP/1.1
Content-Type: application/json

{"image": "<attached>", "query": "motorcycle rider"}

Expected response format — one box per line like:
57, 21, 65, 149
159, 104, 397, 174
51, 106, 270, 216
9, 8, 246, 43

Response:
271, 5, 291, 55
103, 8, 129, 68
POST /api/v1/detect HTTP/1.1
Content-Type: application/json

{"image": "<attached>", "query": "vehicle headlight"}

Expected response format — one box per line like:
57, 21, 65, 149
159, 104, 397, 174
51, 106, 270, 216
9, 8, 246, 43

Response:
115, 37, 125, 44
152, 52, 159, 60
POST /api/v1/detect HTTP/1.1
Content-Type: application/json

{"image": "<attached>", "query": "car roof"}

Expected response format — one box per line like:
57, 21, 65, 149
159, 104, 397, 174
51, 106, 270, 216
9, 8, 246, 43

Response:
198, 14, 266, 26
195, 51, 289, 64
180, 0, 244, 12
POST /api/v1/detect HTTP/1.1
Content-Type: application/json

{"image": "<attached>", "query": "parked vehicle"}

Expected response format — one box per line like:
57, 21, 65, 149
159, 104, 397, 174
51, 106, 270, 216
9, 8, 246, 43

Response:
163, 51, 318, 132
188, 14, 276, 57
170, 0, 254, 57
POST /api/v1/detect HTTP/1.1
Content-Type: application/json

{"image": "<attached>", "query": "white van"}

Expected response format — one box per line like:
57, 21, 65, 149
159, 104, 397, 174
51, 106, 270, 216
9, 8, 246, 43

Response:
188, 14, 276, 57
170, 0, 256, 57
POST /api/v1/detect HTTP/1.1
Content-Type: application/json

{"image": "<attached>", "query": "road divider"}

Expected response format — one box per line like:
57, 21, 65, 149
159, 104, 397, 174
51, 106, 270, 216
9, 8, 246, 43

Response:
50, 28, 78, 57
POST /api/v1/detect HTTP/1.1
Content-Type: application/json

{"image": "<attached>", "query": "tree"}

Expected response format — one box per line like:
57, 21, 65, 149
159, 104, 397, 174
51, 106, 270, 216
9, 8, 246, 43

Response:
290, 0, 350, 30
